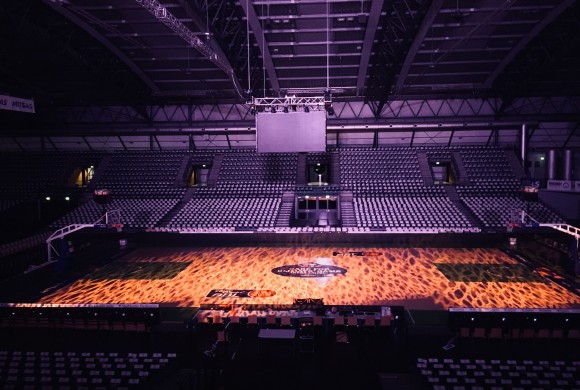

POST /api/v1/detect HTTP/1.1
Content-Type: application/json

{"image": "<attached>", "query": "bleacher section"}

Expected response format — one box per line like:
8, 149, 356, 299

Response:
96, 151, 186, 199
0, 350, 176, 389
51, 151, 187, 229
0, 153, 73, 201
52, 198, 182, 229
0, 232, 51, 259
166, 151, 297, 229
0, 152, 104, 207
354, 196, 474, 232
0, 146, 565, 234
340, 147, 423, 191
456, 146, 564, 228
340, 147, 478, 232
167, 197, 281, 229
417, 357, 580, 390
462, 196, 566, 228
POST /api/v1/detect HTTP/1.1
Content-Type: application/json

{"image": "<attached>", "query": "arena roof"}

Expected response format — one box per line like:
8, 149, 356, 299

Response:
1, 0, 579, 106
0, 0, 579, 150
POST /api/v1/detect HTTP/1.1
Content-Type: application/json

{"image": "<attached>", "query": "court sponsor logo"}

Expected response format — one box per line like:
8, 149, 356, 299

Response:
206, 289, 276, 298
272, 262, 347, 278
332, 251, 381, 257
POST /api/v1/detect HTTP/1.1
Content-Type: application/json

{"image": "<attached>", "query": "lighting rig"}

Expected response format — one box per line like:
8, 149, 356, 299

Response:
248, 91, 334, 116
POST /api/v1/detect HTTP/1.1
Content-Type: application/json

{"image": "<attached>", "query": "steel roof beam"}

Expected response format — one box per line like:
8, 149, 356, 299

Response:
563, 122, 579, 149
395, 0, 444, 95
175, 0, 240, 68
239, 0, 280, 94
134, 0, 246, 100
253, 0, 362, 4
264, 27, 368, 34
42, 1, 160, 95
257, 12, 372, 20
484, 0, 575, 88
418, 1, 514, 81
356, 0, 384, 95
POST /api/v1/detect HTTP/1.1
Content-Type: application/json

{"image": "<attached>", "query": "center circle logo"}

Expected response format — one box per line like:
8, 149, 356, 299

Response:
272, 262, 347, 278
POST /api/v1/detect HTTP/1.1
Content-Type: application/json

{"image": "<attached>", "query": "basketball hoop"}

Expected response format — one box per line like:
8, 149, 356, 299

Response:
112, 223, 124, 233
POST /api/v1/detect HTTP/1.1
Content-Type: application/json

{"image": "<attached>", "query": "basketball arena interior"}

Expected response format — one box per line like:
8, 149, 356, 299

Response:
0, 1, 579, 389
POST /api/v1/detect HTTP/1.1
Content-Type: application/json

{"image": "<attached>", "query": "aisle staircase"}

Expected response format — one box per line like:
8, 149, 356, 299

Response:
339, 191, 357, 227
416, 152, 434, 186
451, 152, 470, 185
207, 155, 223, 186
296, 153, 307, 186
276, 192, 295, 227
443, 186, 484, 230
157, 188, 197, 227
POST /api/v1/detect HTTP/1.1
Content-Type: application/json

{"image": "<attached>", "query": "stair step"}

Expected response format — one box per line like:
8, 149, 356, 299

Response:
339, 191, 357, 227
157, 187, 197, 227
416, 152, 434, 186
451, 151, 470, 185
207, 155, 224, 186
443, 186, 484, 229
276, 191, 295, 227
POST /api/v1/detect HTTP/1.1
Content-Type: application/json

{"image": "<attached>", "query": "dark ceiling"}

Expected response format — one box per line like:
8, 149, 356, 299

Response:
0, 0, 579, 108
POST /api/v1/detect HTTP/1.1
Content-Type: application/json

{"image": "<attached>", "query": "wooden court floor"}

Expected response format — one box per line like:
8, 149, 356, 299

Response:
39, 246, 580, 310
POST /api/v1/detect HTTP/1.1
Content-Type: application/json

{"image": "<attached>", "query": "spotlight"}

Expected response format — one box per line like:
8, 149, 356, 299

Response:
304, 106, 309, 113
270, 106, 276, 113
327, 106, 335, 116
45, 196, 51, 201
283, 106, 289, 113
250, 107, 256, 115
65, 196, 70, 201
291, 105, 297, 111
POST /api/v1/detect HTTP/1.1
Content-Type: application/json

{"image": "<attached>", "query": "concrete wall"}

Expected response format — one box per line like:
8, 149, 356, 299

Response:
539, 190, 580, 222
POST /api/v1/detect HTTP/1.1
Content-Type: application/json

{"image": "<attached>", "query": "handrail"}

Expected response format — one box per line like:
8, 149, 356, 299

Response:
520, 210, 579, 248
44, 209, 122, 263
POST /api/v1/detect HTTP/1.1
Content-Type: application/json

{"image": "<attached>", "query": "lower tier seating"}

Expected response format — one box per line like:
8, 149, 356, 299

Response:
167, 197, 281, 228
354, 196, 475, 231
461, 196, 565, 228
417, 357, 579, 390
51, 198, 180, 229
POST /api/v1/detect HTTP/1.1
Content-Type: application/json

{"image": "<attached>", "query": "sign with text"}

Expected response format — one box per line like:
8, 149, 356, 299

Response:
547, 180, 579, 193
0, 94, 35, 114
206, 289, 276, 298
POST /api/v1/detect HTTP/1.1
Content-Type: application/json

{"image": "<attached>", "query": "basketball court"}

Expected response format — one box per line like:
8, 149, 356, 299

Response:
39, 246, 580, 311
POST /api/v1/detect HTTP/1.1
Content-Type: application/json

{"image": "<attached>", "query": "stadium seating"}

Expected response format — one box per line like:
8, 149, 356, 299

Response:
167, 197, 281, 229
455, 146, 563, 228
417, 357, 580, 389
461, 196, 565, 228
340, 147, 475, 231
354, 196, 474, 231
0, 350, 176, 389
0, 152, 105, 211
166, 151, 297, 229
51, 198, 181, 229
1, 146, 567, 233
